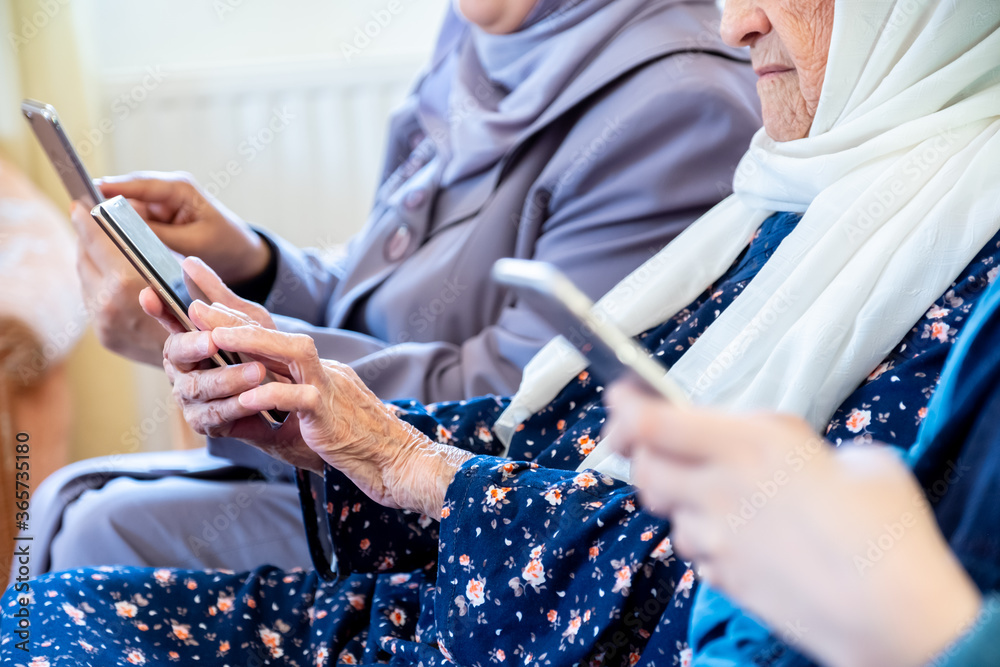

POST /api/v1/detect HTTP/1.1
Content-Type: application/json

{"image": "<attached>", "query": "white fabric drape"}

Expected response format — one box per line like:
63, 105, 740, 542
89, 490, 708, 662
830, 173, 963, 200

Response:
494, 0, 1000, 482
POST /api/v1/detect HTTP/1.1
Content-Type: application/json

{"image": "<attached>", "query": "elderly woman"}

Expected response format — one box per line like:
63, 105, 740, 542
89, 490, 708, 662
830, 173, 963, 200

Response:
4, 0, 999, 665
37, 0, 759, 574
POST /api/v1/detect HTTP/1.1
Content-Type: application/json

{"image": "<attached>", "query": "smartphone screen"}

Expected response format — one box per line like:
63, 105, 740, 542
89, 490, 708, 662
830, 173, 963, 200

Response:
21, 100, 104, 207
94, 197, 220, 342
102, 197, 208, 312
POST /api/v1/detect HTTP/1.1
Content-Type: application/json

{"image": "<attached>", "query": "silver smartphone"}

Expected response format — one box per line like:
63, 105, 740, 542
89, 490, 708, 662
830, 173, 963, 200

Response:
92, 196, 288, 429
21, 99, 104, 208
492, 258, 690, 405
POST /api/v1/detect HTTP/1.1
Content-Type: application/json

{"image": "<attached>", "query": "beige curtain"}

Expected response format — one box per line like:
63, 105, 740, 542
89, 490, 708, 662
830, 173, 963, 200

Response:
1, 0, 142, 462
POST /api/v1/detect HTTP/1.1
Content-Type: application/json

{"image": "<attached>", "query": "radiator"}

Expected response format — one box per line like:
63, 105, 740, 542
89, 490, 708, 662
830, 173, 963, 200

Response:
98, 56, 422, 251
93, 56, 421, 452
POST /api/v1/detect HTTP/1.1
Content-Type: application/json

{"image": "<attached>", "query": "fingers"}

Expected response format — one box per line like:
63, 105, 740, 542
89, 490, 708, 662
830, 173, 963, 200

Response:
212, 327, 326, 386
631, 448, 709, 516
607, 382, 720, 463
239, 381, 324, 417
139, 287, 187, 336
182, 257, 269, 322
71, 201, 122, 268
669, 506, 717, 564
97, 172, 192, 209
163, 328, 219, 371
172, 361, 264, 404
188, 299, 254, 332
181, 394, 260, 437
76, 238, 102, 288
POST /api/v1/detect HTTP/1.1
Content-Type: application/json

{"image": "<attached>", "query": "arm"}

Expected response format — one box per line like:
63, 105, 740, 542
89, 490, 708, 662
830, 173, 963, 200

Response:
321, 396, 511, 574
166, 312, 697, 663
267, 62, 762, 404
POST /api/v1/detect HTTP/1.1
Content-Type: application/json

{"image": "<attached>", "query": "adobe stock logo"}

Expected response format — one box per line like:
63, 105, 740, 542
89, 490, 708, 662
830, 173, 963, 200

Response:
340, 0, 409, 62
203, 107, 296, 197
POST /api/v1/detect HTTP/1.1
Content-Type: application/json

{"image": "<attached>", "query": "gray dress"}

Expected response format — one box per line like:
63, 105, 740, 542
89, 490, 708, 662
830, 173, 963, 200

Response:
29, 0, 761, 576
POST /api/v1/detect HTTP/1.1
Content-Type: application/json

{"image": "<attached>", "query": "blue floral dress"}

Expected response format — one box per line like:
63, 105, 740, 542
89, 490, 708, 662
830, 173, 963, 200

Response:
4, 212, 1000, 667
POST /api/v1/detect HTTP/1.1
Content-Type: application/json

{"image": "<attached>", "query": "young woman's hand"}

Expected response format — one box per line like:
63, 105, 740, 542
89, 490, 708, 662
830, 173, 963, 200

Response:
72, 201, 168, 366
72, 172, 270, 366
605, 382, 982, 667
98, 172, 271, 284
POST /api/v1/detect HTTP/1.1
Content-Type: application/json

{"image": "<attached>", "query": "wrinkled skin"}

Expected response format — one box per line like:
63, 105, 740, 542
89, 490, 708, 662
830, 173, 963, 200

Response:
721, 0, 834, 141
605, 383, 983, 667
144, 258, 471, 519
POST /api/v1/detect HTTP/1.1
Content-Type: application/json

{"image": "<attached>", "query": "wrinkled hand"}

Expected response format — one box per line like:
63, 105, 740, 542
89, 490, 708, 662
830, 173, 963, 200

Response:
99, 171, 271, 284
605, 382, 982, 667
72, 200, 169, 365
217, 324, 472, 519
141, 257, 323, 473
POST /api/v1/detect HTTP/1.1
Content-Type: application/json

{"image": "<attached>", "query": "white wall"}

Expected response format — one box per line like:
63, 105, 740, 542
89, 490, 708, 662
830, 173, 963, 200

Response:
69, 0, 449, 248
78, 0, 449, 73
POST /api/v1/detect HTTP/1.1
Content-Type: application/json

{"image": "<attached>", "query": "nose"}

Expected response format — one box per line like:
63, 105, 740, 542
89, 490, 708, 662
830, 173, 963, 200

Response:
720, 0, 772, 48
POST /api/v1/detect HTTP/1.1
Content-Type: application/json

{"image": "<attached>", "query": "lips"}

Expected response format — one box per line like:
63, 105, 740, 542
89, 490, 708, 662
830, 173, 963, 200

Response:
754, 65, 794, 78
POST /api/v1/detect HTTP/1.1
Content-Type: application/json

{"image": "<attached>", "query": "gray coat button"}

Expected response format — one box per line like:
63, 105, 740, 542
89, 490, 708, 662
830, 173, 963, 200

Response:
404, 189, 427, 210
385, 224, 412, 262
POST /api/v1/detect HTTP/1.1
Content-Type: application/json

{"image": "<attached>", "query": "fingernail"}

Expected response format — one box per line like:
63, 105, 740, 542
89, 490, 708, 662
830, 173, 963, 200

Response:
243, 364, 261, 384
198, 333, 212, 356
238, 391, 252, 407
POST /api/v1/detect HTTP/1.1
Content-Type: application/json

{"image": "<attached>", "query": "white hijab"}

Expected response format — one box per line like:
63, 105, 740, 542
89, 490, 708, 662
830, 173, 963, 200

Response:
494, 0, 1000, 481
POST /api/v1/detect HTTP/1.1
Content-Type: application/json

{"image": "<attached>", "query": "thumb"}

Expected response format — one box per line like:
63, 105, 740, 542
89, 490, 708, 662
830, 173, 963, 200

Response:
182, 256, 255, 313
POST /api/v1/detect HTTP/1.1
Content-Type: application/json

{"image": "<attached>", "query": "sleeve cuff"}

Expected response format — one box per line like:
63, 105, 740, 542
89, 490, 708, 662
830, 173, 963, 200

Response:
931, 593, 1000, 666
229, 230, 279, 304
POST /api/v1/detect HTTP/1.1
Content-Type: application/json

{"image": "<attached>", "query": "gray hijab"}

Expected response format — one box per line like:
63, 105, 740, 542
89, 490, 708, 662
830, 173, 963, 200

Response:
415, 0, 689, 187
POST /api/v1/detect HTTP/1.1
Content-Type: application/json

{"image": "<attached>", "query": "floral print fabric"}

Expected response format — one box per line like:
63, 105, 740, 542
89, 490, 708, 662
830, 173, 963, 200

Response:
5, 212, 1000, 666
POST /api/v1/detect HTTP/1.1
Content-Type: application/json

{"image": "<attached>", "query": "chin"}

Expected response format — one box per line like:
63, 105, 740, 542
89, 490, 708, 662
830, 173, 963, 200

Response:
456, 0, 507, 30
761, 107, 810, 143
759, 81, 813, 142
456, 0, 535, 34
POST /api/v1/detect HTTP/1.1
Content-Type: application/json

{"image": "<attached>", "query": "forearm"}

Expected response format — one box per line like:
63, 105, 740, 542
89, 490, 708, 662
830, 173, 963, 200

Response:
382, 428, 474, 520
321, 396, 509, 573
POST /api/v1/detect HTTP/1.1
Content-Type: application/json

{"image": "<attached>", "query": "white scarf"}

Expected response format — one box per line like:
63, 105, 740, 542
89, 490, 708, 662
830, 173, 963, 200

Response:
494, 0, 1000, 481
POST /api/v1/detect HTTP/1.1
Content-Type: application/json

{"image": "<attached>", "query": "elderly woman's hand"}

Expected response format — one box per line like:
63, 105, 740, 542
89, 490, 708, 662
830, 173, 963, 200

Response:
147, 261, 472, 518
140, 257, 324, 473
605, 382, 982, 667
218, 325, 474, 520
